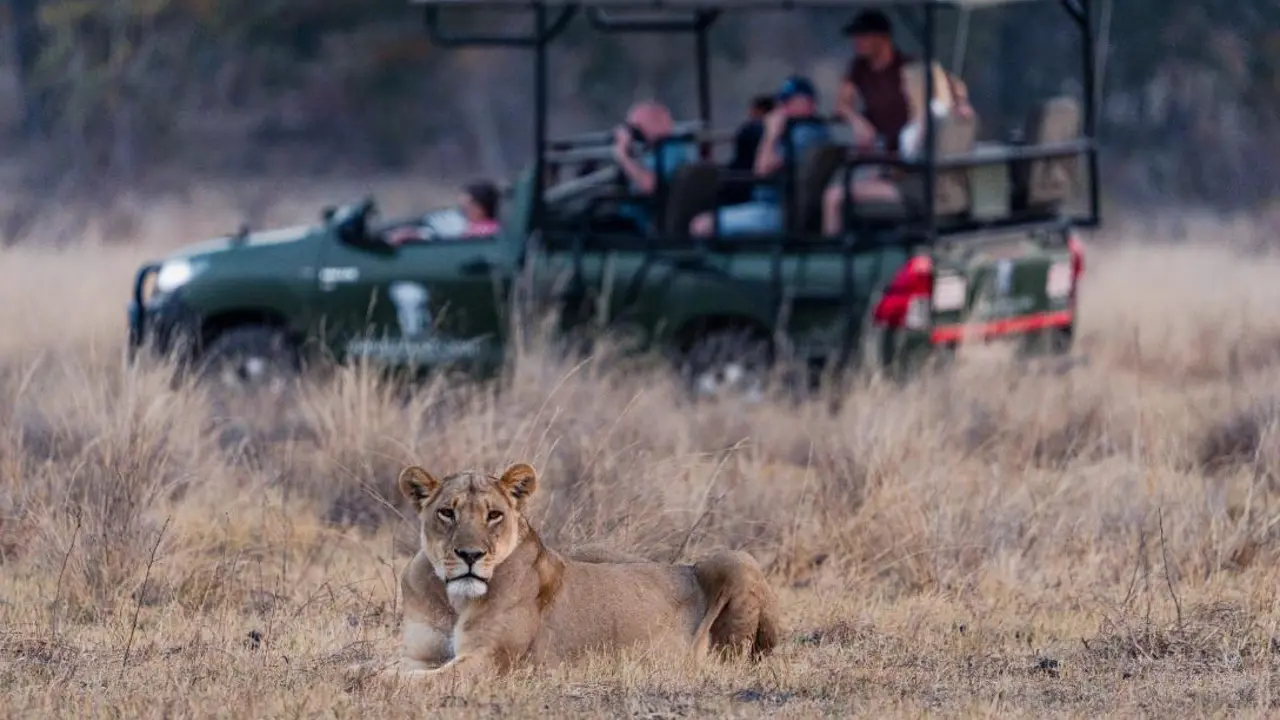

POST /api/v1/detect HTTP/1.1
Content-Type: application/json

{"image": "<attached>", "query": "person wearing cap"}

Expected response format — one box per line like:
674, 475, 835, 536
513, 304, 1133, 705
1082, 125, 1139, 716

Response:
821, 60, 972, 235
690, 75, 830, 238
838, 10, 972, 154
612, 100, 698, 232
837, 10, 914, 152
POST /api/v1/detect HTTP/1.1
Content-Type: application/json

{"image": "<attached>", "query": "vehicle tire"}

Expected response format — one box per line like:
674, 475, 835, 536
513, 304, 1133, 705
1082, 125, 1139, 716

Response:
197, 325, 301, 396
1018, 323, 1074, 358
680, 328, 773, 405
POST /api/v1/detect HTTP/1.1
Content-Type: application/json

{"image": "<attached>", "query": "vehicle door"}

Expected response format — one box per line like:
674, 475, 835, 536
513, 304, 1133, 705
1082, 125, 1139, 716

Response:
312, 220, 511, 372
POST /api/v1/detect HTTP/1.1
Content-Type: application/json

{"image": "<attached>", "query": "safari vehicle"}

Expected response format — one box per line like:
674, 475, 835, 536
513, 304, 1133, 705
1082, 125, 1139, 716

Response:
127, 0, 1100, 399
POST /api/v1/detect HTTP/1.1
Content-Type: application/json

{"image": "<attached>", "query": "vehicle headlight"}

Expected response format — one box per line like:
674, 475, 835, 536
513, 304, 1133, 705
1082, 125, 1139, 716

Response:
155, 259, 204, 293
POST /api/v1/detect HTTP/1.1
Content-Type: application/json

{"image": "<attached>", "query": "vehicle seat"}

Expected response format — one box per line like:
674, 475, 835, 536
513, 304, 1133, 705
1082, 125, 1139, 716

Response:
791, 142, 846, 235
1013, 96, 1081, 214
663, 161, 723, 239
902, 110, 978, 222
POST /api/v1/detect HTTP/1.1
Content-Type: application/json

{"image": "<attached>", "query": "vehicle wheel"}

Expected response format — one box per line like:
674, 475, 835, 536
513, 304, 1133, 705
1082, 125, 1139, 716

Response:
198, 325, 300, 396
1018, 323, 1074, 358
680, 328, 773, 404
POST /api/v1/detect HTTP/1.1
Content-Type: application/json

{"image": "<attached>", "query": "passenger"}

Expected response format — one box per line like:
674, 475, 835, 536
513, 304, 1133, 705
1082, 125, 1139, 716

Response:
729, 95, 777, 173
612, 100, 698, 231
690, 76, 829, 238
821, 61, 964, 234
720, 95, 777, 206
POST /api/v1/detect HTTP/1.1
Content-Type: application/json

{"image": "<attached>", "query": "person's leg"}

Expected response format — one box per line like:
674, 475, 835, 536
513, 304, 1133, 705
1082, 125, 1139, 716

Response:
822, 180, 903, 235
698, 201, 781, 238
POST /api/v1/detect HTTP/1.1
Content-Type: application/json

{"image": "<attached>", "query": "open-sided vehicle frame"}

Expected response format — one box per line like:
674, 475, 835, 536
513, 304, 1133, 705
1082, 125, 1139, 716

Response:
127, 0, 1100, 398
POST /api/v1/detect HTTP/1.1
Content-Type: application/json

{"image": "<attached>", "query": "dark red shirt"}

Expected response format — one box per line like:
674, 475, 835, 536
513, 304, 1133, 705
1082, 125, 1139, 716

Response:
845, 51, 914, 152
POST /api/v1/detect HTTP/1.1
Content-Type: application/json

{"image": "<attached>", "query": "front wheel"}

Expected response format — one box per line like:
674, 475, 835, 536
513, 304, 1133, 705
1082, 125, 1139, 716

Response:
198, 325, 301, 396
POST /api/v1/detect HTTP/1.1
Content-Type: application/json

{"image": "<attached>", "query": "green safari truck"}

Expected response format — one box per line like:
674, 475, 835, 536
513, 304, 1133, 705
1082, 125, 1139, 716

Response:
127, 0, 1099, 400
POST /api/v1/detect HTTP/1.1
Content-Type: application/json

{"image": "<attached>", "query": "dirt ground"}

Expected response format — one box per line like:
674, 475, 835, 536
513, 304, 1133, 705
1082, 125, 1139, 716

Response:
2, 193, 1279, 717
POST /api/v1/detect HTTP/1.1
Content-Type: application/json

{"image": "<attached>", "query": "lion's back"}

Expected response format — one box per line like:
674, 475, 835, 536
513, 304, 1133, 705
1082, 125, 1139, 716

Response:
529, 560, 707, 663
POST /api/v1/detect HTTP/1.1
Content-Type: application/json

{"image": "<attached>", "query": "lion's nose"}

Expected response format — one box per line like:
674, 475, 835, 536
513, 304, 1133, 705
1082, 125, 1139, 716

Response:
455, 549, 486, 566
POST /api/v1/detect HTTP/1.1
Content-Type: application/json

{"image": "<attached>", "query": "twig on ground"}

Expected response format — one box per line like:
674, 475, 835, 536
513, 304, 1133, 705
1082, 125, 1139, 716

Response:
49, 508, 82, 642
121, 515, 171, 679
1157, 507, 1184, 629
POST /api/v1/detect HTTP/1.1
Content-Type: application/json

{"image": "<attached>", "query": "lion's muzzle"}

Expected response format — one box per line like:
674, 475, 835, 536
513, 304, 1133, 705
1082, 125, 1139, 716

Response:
442, 548, 492, 600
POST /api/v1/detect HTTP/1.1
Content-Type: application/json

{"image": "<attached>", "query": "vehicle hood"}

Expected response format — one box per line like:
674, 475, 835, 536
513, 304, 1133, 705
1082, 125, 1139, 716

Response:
166, 223, 318, 261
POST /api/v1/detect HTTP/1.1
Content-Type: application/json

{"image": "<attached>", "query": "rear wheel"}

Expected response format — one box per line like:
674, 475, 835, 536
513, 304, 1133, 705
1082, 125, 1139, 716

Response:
1018, 323, 1074, 357
680, 328, 773, 404
198, 325, 300, 396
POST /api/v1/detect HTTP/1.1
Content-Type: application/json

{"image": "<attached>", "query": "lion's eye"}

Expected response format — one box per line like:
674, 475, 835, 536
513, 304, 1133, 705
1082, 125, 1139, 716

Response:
487, 510, 503, 523
437, 508, 455, 522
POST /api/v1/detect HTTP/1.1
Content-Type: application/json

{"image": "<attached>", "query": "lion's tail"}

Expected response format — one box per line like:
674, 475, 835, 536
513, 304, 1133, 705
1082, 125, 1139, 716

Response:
692, 588, 733, 656
752, 590, 782, 658
692, 551, 782, 661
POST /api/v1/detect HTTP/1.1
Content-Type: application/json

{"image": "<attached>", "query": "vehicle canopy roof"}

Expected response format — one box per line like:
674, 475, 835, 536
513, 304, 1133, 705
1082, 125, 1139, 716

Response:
411, 0, 1058, 7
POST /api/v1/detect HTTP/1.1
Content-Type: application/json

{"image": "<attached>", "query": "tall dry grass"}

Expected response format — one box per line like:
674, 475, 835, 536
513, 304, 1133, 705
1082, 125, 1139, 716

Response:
2, 192, 1280, 717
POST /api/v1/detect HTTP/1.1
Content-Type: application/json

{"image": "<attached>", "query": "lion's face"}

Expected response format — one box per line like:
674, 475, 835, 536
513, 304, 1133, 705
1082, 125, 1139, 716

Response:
398, 463, 538, 602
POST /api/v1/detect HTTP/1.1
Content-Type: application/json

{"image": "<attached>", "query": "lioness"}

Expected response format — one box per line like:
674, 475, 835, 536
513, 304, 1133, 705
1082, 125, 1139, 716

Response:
392, 462, 781, 679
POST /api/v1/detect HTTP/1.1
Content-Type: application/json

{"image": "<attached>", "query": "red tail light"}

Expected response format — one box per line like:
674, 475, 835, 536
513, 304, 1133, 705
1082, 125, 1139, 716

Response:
1067, 232, 1084, 281
872, 255, 933, 329
1067, 232, 1085, 302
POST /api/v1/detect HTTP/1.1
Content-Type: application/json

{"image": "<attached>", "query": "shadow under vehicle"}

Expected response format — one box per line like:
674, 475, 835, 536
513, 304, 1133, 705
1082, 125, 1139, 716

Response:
127, 0, 1100, 401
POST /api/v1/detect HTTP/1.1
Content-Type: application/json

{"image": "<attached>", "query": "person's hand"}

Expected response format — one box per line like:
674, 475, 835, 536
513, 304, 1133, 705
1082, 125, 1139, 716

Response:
612, 126, 632, 161
763, 108, 788, 138
853, 122, 877, 150
387, 227, 422, 246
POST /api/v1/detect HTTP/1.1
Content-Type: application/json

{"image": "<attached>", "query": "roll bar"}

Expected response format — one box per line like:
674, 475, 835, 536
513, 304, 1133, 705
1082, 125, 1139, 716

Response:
415, 0, 1102, 234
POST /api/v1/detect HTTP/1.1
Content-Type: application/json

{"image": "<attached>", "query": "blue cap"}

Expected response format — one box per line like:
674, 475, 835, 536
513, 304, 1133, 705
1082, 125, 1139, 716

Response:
777, 75, 817, 102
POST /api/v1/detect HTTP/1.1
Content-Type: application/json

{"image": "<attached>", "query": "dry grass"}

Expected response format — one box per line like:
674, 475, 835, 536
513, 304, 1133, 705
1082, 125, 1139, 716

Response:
3, 193, 1280, 718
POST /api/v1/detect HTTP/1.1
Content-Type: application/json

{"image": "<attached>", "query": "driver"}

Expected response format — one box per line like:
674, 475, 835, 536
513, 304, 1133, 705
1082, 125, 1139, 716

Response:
388, 181, 501, 245
459, 181, 501, 237
612, 100, 698, 231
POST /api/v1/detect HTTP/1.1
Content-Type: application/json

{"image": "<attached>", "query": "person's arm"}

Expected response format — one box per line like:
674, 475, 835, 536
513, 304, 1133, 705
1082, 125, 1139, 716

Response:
753, 110, 788, 177
613, 128, 656, 194
838, 77, 878, 148
948, 73, 974, 117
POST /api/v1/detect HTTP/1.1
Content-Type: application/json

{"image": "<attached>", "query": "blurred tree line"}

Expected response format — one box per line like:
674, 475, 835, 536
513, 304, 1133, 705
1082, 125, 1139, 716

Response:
3, 0, 1280, 211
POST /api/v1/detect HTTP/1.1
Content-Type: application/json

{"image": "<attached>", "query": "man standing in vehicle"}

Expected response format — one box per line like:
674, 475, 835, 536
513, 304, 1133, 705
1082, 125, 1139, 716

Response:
837, 10, 913, 152
612, 100, 698, 232
690, 75, 829, 238
838, 10, 971, 154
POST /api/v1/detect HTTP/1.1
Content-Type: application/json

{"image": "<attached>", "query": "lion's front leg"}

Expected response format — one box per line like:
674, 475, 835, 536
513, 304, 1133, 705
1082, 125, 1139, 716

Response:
402, 619, 454, 667
391, 651, 495, 692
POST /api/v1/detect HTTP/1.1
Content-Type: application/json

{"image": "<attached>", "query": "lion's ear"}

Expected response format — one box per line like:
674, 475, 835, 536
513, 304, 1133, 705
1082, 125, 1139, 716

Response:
498, 463, 538, 505
398, 466, 440, 511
